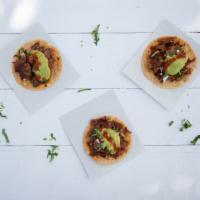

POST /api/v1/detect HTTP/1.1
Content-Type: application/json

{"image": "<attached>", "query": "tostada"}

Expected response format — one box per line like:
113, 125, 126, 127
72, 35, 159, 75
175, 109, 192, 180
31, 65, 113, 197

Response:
12, 39, 62, 90
142, 36, 197, 88
83, 115, 132, 164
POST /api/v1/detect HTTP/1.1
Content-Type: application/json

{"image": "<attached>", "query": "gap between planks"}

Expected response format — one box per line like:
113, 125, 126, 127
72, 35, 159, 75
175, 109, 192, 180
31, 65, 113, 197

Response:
0, 31, 200, 35
0, 87, 200, 91
0, 144, 199, 147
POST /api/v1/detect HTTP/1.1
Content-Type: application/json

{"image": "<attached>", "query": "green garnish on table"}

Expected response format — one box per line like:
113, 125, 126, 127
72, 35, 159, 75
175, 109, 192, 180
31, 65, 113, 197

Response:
168, 121, 174, 126
2, 128, 10, 143
43, 133, 56, 141
47, 145, 59, 162
0, 103, 7, 119
91, 24, 100, 45
191, 135, 200, 145
179, 119, 192, 132
78, 88, 92, 93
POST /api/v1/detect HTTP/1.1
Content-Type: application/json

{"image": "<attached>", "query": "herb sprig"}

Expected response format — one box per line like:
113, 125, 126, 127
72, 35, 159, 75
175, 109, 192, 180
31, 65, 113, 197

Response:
179, 119, 192, 132
2, 128, 10, 143
47, 145, 59, 162
78, 88, 92, 93
0, 103, 7, 119
168, 121, 174, 127
43, 133, 56, 141
91, 24, 100, 46
191, 135, 200, 145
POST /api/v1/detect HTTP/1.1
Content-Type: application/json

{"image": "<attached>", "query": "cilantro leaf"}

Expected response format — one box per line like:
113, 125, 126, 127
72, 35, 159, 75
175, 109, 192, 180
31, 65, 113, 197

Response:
179, 119, 192, 132
191, 135, 200, 145
91, 24, 100, 45
47, 145, 59, 162
0, 103, 7, 119
2, 128, 10, 143
77, 88, 92, 93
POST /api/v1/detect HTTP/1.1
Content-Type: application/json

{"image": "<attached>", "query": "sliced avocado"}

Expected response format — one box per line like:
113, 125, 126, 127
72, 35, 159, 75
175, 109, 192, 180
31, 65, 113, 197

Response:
31, 50, 51, 82
100, 128, 121, 154
101, 140, 115, 154
104, 128, 120, 148
166, 58, 188, 76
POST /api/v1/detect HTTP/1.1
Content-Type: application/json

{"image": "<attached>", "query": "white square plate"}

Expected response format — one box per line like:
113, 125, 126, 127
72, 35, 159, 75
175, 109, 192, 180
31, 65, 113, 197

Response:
60, 91, 143, 179
122, 19, 200, 110
0, 22, 79, 113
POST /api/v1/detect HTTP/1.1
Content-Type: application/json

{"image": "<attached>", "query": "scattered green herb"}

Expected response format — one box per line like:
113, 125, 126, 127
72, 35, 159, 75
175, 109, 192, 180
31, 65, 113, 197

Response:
91, 129, 102, 139
191, 135, 200, 145
2, 128, 10, 143
80, 40, 84, 48
0, 103, 7, 119
168, 121, 174, 126
179, 119, 192, 132
91, 24, 100, 45
50, 133, 56, 141
43, 133, 56, 141
78, 88, 92, 93
47, 145, 59, 162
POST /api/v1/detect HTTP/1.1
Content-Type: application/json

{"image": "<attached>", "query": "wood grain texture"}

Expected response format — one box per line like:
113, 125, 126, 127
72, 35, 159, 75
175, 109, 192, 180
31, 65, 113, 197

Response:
1, 33, 200, 89
0, 0, 200, 33
0, 89, 199, 146
0, 146, 200, 200
0, 0, 200, 199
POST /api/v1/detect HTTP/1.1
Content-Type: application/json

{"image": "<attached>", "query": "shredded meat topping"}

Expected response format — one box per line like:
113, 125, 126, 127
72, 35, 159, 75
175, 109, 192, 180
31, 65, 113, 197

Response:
13, 42, 53, 87
87, 116, 131, 158
147, 37, 195, 82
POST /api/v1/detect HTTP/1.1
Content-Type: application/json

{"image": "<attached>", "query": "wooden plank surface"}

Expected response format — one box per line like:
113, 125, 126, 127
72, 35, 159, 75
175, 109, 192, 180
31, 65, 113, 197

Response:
0, 0, 200, 33
1, 146, 200, 200
0, 0, 200, 199
1, 33, 200, 89
0, 89, 199, 146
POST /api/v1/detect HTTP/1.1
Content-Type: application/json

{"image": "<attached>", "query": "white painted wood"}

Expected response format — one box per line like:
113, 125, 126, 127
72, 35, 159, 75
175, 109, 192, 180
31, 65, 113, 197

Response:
0, 89, 199, 146
0, 0, 200, 199
0, 0, 200, 33
1, 146, 200, 200
1, 33, 200, 89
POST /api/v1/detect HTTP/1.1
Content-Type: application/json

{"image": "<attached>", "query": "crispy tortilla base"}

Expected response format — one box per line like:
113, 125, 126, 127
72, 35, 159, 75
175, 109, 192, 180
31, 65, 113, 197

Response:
83, 116, 132, 165
141, 36, 197, 89
12, 39, 62, 91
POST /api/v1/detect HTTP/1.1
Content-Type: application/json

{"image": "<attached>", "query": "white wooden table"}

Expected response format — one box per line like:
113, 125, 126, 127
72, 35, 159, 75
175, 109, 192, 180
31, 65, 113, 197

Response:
1, 0, 200, 199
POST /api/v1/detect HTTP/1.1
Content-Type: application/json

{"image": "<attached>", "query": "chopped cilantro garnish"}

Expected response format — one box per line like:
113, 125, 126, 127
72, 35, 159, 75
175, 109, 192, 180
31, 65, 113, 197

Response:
2, 128, 10, 143
50, 133, 56, 141
179, 119, 192, 132
91, 24, 100, 46
43, 133, 56, 141
168, 121, 174, 126
0, 103, 7, 119
78, 88, 92, 93
80, 40, 84, 48
191, 135, 200, 145
47, 145, 59, 162
91, 129, 102, 139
